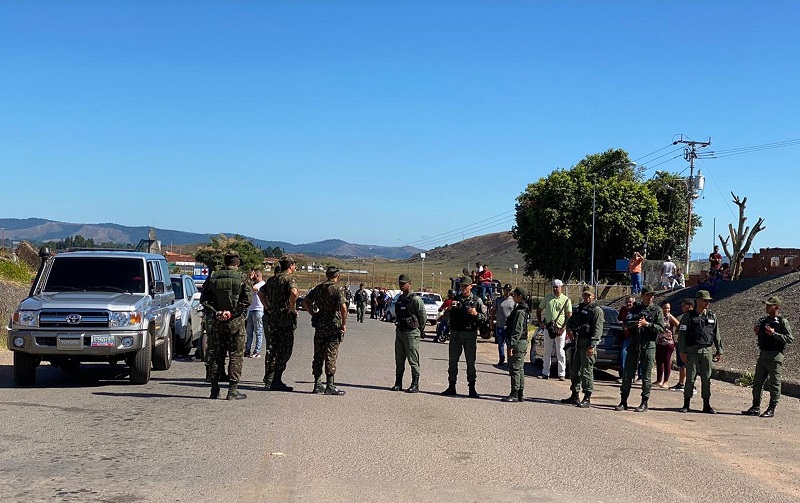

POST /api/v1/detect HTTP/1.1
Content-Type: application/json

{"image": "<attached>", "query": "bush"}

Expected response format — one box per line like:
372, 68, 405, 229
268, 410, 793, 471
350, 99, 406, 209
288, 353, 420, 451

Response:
736, 371, 755, 388
0, 260, 34, 283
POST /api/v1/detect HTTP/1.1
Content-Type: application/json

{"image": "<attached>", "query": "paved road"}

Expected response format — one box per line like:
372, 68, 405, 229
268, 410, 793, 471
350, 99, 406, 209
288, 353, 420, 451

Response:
1, 315, 799, 503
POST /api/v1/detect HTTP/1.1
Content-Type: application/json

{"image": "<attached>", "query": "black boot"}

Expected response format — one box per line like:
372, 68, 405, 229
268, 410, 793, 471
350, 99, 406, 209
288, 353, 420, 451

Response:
312, 375, 325, 394
741, 403, 761, 416
226, 384, 247, 400
406, 376, 419, 394
263, 372, 274, 389
560, 392, 579, 405
517, 389, 524, 402
270, 371, 294, 392
577, 392, 592, 408
702, 398, 717, 414
468, 382, 480, 399
679, 398, 691, 413
761, 402, 777, 418
324, 374, 345, 396
210, 382, 220, 399
391, 375, 403, 391
635, 398, 649, 413
441, 381, 457, 396
501, 390, 518, 402
614, 393, 629, 411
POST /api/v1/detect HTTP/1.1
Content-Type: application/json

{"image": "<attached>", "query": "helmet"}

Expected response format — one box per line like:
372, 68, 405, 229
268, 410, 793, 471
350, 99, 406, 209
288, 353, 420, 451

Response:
447, 289, 456, 298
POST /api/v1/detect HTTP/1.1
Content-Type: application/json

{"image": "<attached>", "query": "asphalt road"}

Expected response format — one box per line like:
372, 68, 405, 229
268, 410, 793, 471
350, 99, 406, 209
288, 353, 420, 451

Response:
1, 315, 799, 503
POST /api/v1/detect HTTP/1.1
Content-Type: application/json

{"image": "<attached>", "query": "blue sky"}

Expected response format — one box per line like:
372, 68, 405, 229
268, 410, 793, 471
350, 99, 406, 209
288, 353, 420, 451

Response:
2, 1, 798, 257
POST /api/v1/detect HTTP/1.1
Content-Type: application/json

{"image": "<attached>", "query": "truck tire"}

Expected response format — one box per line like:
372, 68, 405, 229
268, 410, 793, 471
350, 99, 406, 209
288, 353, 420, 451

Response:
153, 327, 173, 371
130, 340, 152, 384
175, 326, 193, 357
13, 352, 38, 386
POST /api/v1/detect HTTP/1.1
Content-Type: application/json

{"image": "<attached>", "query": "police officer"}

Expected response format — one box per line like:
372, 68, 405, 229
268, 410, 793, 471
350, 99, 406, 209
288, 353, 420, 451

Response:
561, 286, 603, 408
303, 266, 348, 395
742, 296, 793, 418
678, 290, 723, 413
391, 274, 426, 393
441, 276, 487, 398
259, 255, 299, 391
616, 285, 665, 412
501, 286, 530, 403
198, 251, 251, 400
355, 283, 369, 323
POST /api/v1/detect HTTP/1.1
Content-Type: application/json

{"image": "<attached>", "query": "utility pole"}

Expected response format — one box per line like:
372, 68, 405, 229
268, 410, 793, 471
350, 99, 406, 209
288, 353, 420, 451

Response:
674, 135, 711, 276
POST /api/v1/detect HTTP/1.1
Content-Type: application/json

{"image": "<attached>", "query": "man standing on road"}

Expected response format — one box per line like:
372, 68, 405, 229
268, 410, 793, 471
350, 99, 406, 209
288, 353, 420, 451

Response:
561, 286, 603, 408
370, 288, 378, 319
501, 286, 530, 403
677, 290, 723, 414
742, 296, 793, 418
492, 284, 515, 366
391, 274, 426, 393
536, 279, 571, 380
259, 255, 299, 391
355, 283, 369, 323
245, 269, 266, 358
669, 298, 695, 393
628, 251, 644, 294
199, 251, 251, 400
660, 256, 676, 290
616, 285, 665, 412
303, 266, 348, 396
441, 277, 487, 398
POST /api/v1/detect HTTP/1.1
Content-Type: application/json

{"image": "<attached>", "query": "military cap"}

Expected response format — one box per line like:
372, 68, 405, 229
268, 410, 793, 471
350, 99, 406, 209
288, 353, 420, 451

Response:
460, 276, 473, 287
279, 254, 295, 264
512, 286, 528, 299
696, 290, 713, 300
326, 265, 341, 276
502, 284, 512, 290
224, 250, 239, 259
398, 274, 411, 284
641, 285, 656, 295
582, 285, 595, 294
763, 295, 782, 306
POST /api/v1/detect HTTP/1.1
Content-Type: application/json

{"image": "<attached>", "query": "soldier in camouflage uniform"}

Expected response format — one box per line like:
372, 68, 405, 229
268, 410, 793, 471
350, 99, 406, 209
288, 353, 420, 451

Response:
391, 274, 426, 393
258, 255, 299, 391
303, 266, 348, 395
198, 251, 251, 400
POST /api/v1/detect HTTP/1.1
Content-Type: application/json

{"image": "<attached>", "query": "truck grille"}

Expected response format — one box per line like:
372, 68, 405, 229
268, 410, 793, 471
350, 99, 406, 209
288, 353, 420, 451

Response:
39, 310, 109, 328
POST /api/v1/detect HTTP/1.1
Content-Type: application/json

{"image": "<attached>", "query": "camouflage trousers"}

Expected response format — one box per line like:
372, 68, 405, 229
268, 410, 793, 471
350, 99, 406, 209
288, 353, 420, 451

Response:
207, 317, 245, 384
312, 327, 342, 377
263, 321, 296, 377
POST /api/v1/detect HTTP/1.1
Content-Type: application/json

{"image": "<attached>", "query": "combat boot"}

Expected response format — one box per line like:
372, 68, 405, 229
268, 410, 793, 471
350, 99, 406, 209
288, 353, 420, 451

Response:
614, 393, 629, 411
468, 382, 481, 399
406, 376, 419, 394
517, 388, 524, 402
312, 375, 325, 394
760, 402, 777, 418
741, 403, 761, 416
226, 389, 248, 400
324, 374, 346, 396
577, 392, 592, 408
263, 372, 274, 389
270, 371, 294, 392
702, 398, 717, 414
634, 398, 649, 413
210, 382, 220, 400
679, 398, 691, 413
391, 374, 403, 391
501, 391, 518, 402
441, 381, 457, 396
560, 392, 579, 405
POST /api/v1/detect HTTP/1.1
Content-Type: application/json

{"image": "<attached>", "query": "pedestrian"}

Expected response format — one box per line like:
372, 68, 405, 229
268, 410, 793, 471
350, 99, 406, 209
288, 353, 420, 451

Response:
441, 276, 487, 398
259, 254, 299, 391
354, 283, 369, 323
655, 302, 678, 387
491, 284, 515, 366
677, 290, 723, 413
245, 269, 266, 358
501, 286, 530, 403
376, 288, 386, 320
616, 285, 665, 412
617, 296, 635, 383
302, 266, 348, 395
660, 256, 676, 290
628, 251, 644, 294
669, 298, 695, 392
370, 288, 378, 319
390, 274, 426, 393
198, 251, 251, 400
742, 296, 794, 418
708, 245, 723, 278
536, 279, 572, 380
561, 286, 603, 408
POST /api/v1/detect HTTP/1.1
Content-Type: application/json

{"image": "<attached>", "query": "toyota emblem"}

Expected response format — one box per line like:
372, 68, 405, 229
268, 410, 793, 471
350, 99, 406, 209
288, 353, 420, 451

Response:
66, 314, 82, 325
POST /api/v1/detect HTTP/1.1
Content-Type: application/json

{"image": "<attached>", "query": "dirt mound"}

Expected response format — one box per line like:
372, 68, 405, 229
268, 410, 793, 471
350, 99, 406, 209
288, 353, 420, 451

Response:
414, 232, 525, 273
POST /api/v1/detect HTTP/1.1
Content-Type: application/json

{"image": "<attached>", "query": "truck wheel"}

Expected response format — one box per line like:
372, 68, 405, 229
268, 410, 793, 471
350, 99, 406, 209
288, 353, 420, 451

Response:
13, 352, 38, 386
130, 340, 152, 384
175, 326, 193, 357
153, 327, 173, 371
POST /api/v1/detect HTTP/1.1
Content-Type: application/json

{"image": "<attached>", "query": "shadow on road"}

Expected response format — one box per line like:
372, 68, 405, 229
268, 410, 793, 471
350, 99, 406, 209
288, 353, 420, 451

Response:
93, 391, 199, 399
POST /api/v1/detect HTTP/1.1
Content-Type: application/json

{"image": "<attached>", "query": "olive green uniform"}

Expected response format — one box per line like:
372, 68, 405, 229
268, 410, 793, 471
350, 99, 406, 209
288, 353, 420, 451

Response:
355, 288, 368, 323
394, 292, 426, 384
448, 294, 487, 385
752, 315, 793, 406
567, 301, 603, 395
678, 309, 723, 401
505, 302, 530, 395
620, 302, 665, 401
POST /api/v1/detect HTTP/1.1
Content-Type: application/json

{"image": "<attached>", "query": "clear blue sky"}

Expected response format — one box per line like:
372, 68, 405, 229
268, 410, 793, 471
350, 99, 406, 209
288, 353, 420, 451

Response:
2, 1, 798, 257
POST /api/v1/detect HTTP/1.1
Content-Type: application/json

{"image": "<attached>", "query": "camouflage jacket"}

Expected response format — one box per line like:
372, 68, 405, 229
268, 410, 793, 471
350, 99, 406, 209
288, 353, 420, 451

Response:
199, 267, 250, 319
260, 272, 298, 319
306, 280, 346, 330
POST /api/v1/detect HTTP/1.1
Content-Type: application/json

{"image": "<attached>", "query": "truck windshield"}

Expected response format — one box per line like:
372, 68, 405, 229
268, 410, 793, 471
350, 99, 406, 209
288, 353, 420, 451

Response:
44, 257, 146, 293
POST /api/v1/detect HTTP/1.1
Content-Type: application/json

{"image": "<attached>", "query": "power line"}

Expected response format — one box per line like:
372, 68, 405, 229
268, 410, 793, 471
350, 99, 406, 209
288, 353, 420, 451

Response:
696, 137, 800, 159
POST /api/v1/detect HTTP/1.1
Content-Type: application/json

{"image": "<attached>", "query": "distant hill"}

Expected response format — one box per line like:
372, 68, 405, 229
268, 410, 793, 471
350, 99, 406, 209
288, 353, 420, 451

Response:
0, 218, 422, 260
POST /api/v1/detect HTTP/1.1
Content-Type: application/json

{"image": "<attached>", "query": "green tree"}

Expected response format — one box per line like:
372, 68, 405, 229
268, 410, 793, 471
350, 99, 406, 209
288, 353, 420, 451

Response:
644, 171, 701, 263
194, 234, 266, 273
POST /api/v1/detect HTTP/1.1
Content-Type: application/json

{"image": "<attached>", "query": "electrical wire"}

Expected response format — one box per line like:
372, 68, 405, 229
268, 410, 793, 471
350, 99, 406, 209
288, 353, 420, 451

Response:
696, 138, 800, 159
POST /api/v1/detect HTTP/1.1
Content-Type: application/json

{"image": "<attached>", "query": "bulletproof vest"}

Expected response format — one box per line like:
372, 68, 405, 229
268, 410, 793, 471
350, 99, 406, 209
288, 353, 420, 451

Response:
505, 303, 529, 338
395, 293, 420, 331
450, 294, 478, 331
757, 316, 786, 352
685, 310, 716, 347
573, 302, 596, 339
626, 302, 659, 341
206, 268, 243, 312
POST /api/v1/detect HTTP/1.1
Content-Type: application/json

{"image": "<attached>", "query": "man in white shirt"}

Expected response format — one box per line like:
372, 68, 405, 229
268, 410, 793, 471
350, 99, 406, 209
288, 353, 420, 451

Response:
245, 269, 266, 358
537, 279, 572, 380
661, 256, 677, 290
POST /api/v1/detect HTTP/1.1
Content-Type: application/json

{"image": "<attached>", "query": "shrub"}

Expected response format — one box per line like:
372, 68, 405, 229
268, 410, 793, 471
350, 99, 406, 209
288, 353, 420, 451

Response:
736, 371, 755, 388
0, 259, 34, 283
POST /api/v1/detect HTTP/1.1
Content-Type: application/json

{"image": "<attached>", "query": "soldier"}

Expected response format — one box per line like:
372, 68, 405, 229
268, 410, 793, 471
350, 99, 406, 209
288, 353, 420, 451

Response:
198, 251, 251, 400
303, 266, 348, 395
742, 296, 793, 418
616, 285, 665, 412
258, 255, 299, 391
561, 286, 603, 408
441, 276, 487, 398
677, 290, 724, 413
354, 283, 369, 323
391, 274, 426, 393
501, 286, 530, 403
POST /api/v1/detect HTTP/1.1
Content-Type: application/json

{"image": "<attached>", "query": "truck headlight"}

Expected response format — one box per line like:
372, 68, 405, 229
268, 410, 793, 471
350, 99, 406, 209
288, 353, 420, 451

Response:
12, 310, 39, 327
109, 311, 143, 327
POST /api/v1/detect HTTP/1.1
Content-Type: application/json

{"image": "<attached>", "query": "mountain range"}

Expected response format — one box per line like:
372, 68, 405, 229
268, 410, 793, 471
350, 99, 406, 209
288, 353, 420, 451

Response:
0, 218, 423, 260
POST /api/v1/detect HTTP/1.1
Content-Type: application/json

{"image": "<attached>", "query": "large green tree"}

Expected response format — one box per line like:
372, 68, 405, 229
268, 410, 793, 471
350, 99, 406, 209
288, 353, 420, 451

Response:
194, 234, 266, 273
513, 149, 700, 281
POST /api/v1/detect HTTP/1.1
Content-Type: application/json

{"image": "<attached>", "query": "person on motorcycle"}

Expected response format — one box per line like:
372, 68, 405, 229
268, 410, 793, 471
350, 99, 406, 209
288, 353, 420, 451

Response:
435, 290, 456, 343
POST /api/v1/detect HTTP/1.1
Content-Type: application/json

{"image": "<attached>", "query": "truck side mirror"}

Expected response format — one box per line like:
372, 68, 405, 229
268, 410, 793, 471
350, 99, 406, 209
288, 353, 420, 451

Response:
152, 281, 165, 294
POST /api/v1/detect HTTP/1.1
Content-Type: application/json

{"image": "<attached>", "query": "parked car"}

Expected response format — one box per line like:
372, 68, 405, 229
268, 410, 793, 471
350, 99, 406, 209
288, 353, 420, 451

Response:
530, 305, 624, 374
170, 274, 203, 356
384, 293, 438, 325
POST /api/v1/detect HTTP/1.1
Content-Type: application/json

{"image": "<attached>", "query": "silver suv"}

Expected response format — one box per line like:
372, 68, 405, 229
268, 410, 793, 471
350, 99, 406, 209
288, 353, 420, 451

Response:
8, 250, 176, 385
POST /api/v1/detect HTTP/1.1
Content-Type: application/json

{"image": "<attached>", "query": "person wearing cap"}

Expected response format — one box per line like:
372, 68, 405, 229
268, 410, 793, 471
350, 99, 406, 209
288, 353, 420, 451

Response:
536, 279, 572, 380
669, 298, 696, 392
354, 283, 369, 323
391, 274, 426, 393
561, 286, 604, 408
616, 285, 665, 412
501, 286, 531, 402
660, 256, 676, 290
259, 254, 299, 391
303, 266, 348, 395
199, 251, 251, 400
628, 251, 644, 294
441, 276, 487, 398
742, 296, 793, 418
677, 289, 723, 413
491, 284, 516, 366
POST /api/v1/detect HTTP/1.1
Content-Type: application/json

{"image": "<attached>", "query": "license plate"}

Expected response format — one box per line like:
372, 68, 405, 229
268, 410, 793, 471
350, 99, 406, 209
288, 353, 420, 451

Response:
57, 335, 83, 350
91, 335, 116, 347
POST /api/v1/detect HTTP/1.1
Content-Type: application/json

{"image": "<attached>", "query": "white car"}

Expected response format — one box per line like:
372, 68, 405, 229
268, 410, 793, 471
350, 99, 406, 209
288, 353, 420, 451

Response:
170, 274, 203, 356
385, 293, 438, 325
